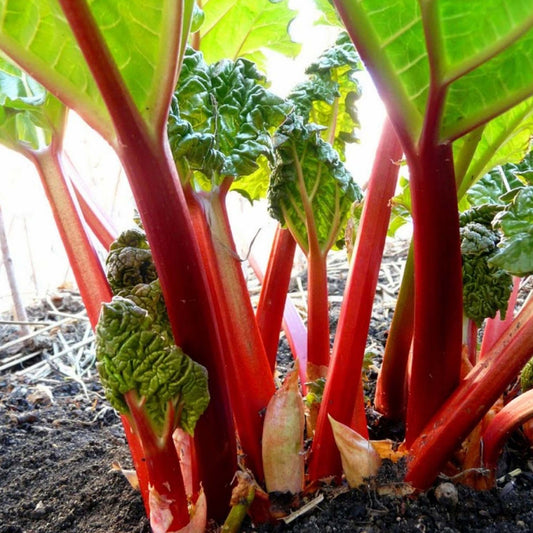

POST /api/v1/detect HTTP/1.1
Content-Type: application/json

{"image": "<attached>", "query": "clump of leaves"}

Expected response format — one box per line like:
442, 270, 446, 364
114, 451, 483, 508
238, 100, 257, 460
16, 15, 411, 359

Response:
168, 47, 290, 199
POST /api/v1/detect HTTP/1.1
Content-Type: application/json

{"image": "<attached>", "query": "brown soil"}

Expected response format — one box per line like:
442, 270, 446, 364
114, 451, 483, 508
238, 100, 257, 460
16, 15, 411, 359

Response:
1, 248, 532, 533
0, 375, 150, 533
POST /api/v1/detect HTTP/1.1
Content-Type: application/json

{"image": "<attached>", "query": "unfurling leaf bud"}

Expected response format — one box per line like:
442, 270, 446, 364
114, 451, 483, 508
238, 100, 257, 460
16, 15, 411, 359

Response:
329, 415, 381, 488
262, 368, 305, 494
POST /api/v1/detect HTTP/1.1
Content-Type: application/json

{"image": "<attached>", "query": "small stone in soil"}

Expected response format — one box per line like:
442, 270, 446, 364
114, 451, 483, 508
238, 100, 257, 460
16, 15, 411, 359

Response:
434, 482, 459, 509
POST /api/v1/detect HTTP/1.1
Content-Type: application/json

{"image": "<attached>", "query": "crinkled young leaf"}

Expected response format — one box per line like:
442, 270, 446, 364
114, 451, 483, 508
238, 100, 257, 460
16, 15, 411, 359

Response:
118, 280, 172, 338
460, 223, 499, 257
268, 114, 361, 254
491, 187, 533, 276
197, 0, 300, 71
96, 297, 209, 436
462, 258, 513, 326
106, 228, 157, 294
289, 32, 362, 159
168, 47, 289, 198
459, 207, 512, 325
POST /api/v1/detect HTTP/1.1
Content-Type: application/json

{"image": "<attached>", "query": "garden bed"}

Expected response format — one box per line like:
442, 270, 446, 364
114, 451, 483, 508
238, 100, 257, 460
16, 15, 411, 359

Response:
0, 243, 532, 533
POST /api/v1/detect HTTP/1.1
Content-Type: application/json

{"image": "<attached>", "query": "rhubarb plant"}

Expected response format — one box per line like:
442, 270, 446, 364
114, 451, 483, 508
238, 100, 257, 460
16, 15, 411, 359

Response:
167, 46, 289, 480
2, 0, 533, 530
330, 0, 533, 487
268, 32, 363, 382
96, 227, 210, 531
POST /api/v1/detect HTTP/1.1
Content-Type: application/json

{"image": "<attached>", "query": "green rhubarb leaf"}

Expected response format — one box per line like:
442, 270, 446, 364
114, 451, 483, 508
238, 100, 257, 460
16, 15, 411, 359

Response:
96, 297, 209, 436
197, 0, 300, 71
0, 57, 65, 152
467, 165, 527, 207
312, 0, 342, 28
230, 155, 272, 202
455, 97, 533, 198
168, 47, 289, 197
268, 114, 361, 253
334, 0, 533, 144
491, 186, 533, 276
289, 32, 362, 159
501, 150, 533, 186
0, 0, 196, 141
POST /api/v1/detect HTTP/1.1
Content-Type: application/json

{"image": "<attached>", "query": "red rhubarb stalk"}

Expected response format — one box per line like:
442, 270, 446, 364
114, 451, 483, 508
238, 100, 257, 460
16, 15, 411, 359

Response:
125, 391, 189, 531
306, 240, 331, 381
185, 181, 275, 480
404, 139, 463, 447
405, 295, 533, 489
255, 226, 297, 371
463, 316, 479, 367
374, 243, 414, 420
30, 147, 111, 327
308, 117, 402, 480
481, 389, 533, 485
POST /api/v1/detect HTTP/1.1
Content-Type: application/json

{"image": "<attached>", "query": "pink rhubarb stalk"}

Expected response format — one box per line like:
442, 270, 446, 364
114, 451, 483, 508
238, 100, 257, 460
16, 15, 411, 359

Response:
479, 277, 521, 358
64, 154, 118, 250
248, 237, 308, 391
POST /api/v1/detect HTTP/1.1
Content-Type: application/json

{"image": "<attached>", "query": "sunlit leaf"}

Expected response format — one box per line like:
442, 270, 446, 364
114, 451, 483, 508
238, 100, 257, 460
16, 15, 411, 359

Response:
334, 0, 533, 145
268, 115, 361, 253
0, 57, 64, 152
198, 0, 300, 71
0, 0, 194, 140
455, 97, 533, 198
